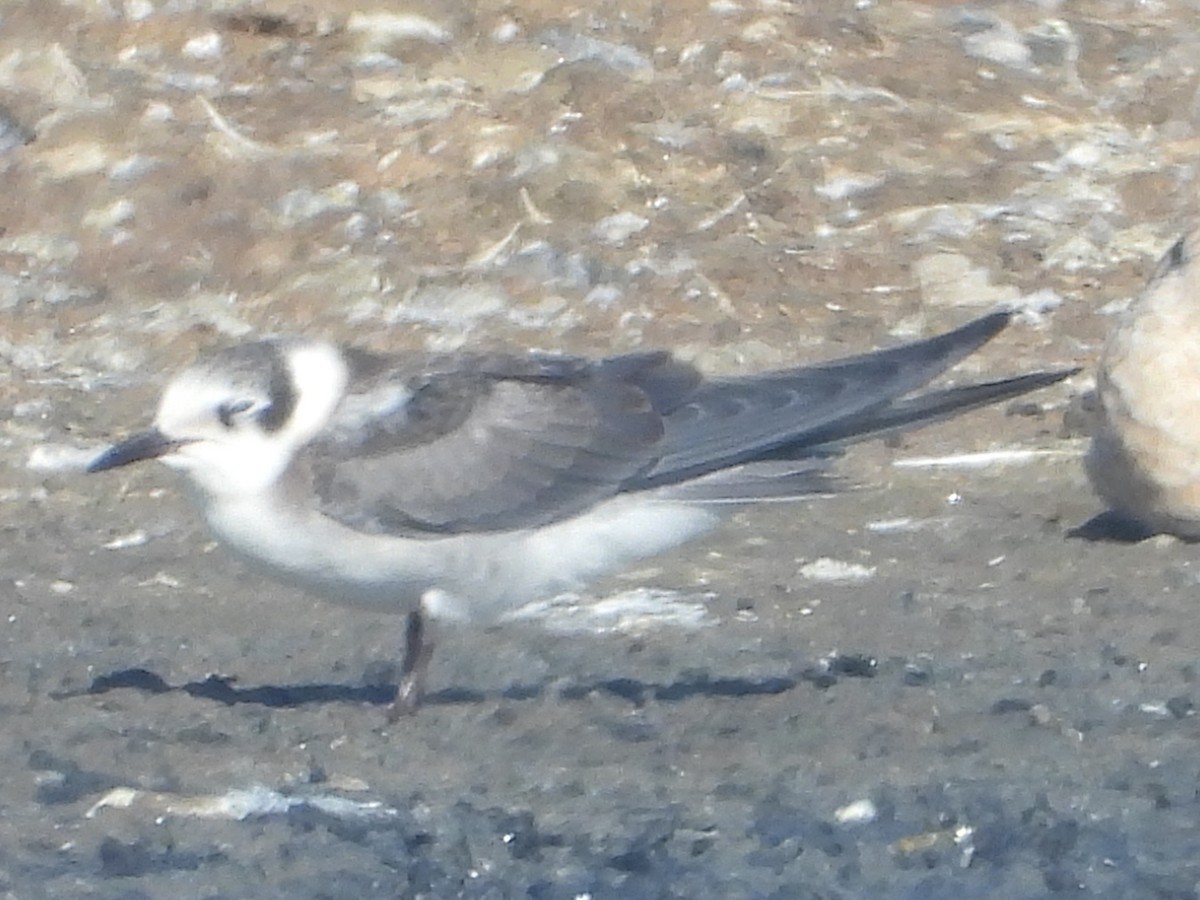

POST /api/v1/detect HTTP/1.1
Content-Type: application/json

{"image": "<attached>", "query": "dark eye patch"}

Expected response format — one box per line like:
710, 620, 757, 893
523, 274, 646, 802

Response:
218, 399, 254, 428
257, 355, 297, 432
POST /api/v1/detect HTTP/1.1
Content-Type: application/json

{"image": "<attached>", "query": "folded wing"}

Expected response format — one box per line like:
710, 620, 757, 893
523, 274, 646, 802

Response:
303, 351, 695, 535
302, 311, 1071, 536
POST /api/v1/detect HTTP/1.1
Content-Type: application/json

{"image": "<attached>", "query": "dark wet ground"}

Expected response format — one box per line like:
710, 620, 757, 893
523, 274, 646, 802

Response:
17, 434, 1200, 898
4, 0, 1200, 897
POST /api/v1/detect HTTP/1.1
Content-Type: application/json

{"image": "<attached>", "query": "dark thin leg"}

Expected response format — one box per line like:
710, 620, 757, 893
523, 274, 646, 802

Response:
389, 609, 434, 718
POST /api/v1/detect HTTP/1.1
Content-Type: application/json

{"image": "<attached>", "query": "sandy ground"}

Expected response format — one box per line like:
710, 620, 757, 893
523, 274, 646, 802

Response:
3, 0, 1200, 896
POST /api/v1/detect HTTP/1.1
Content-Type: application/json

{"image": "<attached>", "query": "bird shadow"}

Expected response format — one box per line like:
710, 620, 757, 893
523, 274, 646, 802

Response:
51, 654, 879, 711
1067, 511, 1177, 544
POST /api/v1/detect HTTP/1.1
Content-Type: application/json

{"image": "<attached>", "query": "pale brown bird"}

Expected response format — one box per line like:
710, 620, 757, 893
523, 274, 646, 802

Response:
1088, 229, 1200, 539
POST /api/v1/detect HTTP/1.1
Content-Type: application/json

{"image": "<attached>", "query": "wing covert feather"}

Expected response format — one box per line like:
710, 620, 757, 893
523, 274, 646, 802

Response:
301, 352, 684, 536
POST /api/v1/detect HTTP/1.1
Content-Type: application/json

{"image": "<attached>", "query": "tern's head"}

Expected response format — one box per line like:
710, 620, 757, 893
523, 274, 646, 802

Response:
89, 338, 348, 497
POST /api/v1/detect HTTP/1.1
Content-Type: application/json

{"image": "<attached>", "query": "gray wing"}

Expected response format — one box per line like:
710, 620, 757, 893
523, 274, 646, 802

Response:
302, 311, 1066, 536
301, 350, 701, 536
636, 311, 1022, 487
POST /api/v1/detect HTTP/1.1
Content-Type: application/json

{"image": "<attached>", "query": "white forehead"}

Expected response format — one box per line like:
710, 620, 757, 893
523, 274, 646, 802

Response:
156, 369, 236, 433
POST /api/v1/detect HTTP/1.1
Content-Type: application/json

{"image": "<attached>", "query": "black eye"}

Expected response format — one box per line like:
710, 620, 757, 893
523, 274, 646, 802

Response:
217, 399, 254, 428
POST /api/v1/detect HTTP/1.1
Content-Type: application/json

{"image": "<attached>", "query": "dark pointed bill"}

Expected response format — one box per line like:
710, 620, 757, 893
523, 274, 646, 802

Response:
87, 428, 185, 473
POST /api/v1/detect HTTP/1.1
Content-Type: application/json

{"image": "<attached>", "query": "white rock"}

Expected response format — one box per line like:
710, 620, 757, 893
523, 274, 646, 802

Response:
962, 20, 1032, 70
593, 212, 650, 245
347, 12, 451, 49
508, 588, 714, 634
182, 32, 223, 61
834, 799, 878, 825
492, 19, 521, 43
815, 171, 885, 201
124, 0, 155, 21
798, 558, 876, 582
26, 444, 97, 473
83, 199, 136, 231
36, 141, 112, 180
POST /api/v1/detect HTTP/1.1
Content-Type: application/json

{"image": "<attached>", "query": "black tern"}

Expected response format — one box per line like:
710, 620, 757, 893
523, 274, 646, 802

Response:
89, 311, 1073, 712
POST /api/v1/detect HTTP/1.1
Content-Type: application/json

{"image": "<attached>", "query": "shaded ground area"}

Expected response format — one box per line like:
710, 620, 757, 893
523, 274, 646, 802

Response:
2, 0, 1200, 897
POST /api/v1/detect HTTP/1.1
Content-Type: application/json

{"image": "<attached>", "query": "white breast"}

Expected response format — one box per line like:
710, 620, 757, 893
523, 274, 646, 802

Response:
198, 488, 723, 624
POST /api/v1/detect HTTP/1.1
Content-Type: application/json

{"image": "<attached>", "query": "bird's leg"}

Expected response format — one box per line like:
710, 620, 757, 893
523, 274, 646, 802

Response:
389, 608, 434, 718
